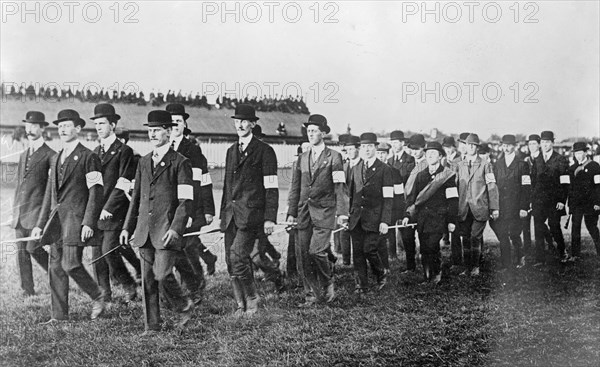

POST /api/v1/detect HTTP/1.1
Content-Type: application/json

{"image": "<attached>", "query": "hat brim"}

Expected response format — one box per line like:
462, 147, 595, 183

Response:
169, 113, 190, 120
501, 140, 517, 145
53, 117, 85, 127
22, 119, 49, 126
143, 122, 176, 127
464, 141, 481, 146
424, 147, 446, 156
303, 122, 331, 134
90, 113, 121, 121
360, 140, 379, 145
231, 115, 259, 121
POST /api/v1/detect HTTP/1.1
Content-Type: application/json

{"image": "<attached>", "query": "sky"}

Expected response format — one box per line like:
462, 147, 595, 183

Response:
1, 0, 599, 139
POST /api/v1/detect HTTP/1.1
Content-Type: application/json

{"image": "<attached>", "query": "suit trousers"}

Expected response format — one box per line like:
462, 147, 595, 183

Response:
533, 206, 566, 261
387, 224, 398, 258
139, 242, 188, 331
418, 232, 442, 278
174, 237, 205, 298
334, 224, 352, 264
92, 230, 136, 300
459, 210, 487, 268
377, 235, 390, 269
571, 209, 600, 257
15, 225, 48, 295
350, 225, 385, 290
286, 229, 298, 277
296, 224, 333, 299
224, 222, 259, 281
251, 240, 282, 284
400, 227, 417, 270
49, 243, 102, 319
450, 230, 465, 266
197, 240, 216, 264
119, 245, 141, 277
490, 216, 523, 267
522, 212, 533, 250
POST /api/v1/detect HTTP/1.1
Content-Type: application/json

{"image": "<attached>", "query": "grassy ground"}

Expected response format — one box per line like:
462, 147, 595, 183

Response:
0, 184, 599, 366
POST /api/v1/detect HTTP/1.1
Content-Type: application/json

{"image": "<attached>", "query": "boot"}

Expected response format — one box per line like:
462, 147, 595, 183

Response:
230, 277, 245, 318
241, 277, 259, 317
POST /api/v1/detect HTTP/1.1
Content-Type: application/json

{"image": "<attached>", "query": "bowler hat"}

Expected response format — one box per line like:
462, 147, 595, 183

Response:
478, 143, 491, 154
572, 141, 588, 152
360, 132, 379, 145
144, 110, 175, 128
344, 135, 360, 147
390, 130, 407, 141
458, 132, 470, 143
464, 133, 481, 146
166, 103, 190, 120
252, 124, 266, 138
90, 103, 121, 121
527, 134, 541, 143
424, 141, 446, 156
442, 136, 456, 147
304, 114, 330, 134
501, 134, 517, 145
183, 127, 192, 136
540, 131, 555, 141
22, 111, 48, 126
377, 142, 391, 152
407, 134, 426, 149
231, 104, 259, 121
53, 109, 85, 127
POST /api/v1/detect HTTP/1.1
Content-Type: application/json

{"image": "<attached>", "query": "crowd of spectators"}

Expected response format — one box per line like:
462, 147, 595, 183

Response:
1, 83, 310, 115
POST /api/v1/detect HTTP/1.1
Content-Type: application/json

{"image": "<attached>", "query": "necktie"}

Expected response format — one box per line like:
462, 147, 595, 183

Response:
170, 140, 176, 150
99, 144, 106, 159
468, 160, 472, 174
24, 148, 32, 172
152, 152, 159, 169
239, 142, 244, 154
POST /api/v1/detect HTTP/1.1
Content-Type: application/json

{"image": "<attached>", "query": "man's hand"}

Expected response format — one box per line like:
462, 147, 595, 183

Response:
379, 223, 389, 235
556, 202, 565, 211
205, 214, 213, 225
162, 229, 180, 248
491, 210, 500, 220
448, 223, 456, 233
186, 217, 193, 229
264, 220, 275, 235
401, 217, 410, 226
519, 210, 528, 219
594, 205, 600, 211
31, 227, 43, 239
119, 230, 129, 245
99, 210, 113, 221
337, 215, 349, 226
81, 225, 94, 243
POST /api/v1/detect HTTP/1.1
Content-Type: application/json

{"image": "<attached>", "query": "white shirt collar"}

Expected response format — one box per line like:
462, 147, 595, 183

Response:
428, 163, 440, 173
447, 151, 456, 161
311, 142, 325, 157
28, 137, 44, 152
415, 154, 426, 164
350, 157, 361, 167
466, 154, 478, 163
505, 152, 515, 165
531, 150, 540, 158
170, 134, 184, 151
100, 133, 117, 149
238, 134, 253, 151
364, 156, 377, 168
62, 139, 79, 156
153, 143, 170, 161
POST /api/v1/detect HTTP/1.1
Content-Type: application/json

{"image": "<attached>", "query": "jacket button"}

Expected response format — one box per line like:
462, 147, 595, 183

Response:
232, 200, 236, 203
149, 212, 152, 216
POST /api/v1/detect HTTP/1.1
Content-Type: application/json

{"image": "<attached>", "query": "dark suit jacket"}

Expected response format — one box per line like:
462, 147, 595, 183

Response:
568, 159, 600, 214
387, 151, 415, 184
531, 151, 569, 215
123, 148, 194, 250
387, 156, 410, 222
411, 165, 459, 234
287, 147, 349, 230
11, 143, 56, 230
37, 142, 104, 246
94, 138, 136, 231
493, 154, 531, 219
348, 158, 394, 232
176, 137, 215, 230
220, 136, 279, 230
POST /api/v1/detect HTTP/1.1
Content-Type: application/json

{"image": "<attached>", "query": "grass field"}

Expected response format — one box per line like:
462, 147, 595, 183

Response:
1, 183, 599, 366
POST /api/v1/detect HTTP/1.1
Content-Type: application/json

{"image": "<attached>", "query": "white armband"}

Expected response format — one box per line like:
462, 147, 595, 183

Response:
201, 173, 212, 186
445, 187, 458, 198
394, 183, 404, 195
332, 171, 346, 184
192, 167, 203, 181
521, 175, 531, 185
559, 175, 570, 184
594, 174, 600, 184
177, 184, 194, 200
485, 173, 496, 184
85, 171, 103, 188
382, 186, 394, 198
264, 175, 278, 189
115, 177, 131, 192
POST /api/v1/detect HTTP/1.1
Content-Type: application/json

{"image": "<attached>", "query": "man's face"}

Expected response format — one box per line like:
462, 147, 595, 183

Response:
443, 146, 455, 157
458, 141, 467, 155
234, 119, 255, 138
376, 150, 388, 161
148, 126, 170, 147
425, 149, 441, 166
528, 140, 540, 155
362, 143, 377, 159
540, 139, 553, 153
390, 140, 404, 154
58, 121, 80, 143
171, 115, 185, 138
502, 143, 516, 155
24, 122, 43, 141
94, 117, 115, 139
306, 125, 324, 146
410, 147, 424, 159
466, 143, 478, 156
345, 145, 359, 160
574, 151, 586, 163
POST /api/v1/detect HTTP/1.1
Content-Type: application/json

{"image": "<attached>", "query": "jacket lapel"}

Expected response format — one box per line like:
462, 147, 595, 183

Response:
237, 137, 257, 168
364, 159, 381, 183
310, 148, 329, 184
101, 139, 121, 166
59, 143, 84, 188
151, 149, 175, 183
468, 156, 481, 182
